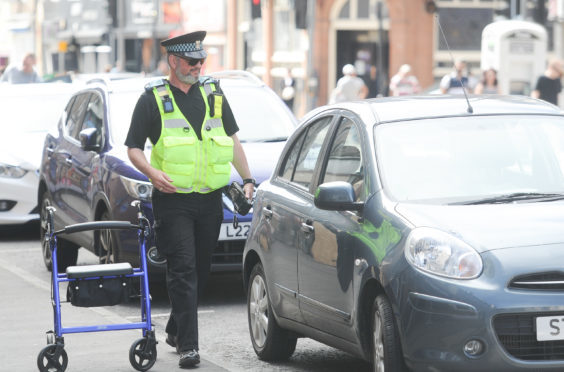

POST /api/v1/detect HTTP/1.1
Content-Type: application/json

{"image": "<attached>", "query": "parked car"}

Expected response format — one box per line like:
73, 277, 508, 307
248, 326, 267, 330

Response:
243, 95, 564, 371
39, 71, 297, 273
0, 83, 79, 226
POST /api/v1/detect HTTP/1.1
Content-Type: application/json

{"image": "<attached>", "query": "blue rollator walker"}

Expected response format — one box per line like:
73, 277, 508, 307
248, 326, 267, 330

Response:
37, 201, 157, 372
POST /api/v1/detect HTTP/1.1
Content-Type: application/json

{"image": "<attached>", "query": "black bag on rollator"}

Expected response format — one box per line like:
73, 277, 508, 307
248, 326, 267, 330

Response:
66, 276, 131, 307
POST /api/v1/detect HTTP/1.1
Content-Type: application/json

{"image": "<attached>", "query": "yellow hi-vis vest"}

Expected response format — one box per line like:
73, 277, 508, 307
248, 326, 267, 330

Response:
149, 80, 234, 193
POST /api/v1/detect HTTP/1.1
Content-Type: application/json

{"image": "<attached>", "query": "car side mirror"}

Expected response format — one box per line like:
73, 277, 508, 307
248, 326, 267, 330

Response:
79, 127, 101, 152
314, 181, 364, 212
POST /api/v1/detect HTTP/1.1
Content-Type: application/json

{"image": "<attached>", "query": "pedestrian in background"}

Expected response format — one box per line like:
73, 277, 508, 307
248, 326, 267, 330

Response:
474, 68, 499, 94
125, 30, 254, 369
329, 64, 368, 103
0, 53, 41, 84
531, 58, 563, 106
365, 65, 384, 98
280, 67, 296, 110
389, 64, 420, 96
439, 59, 476, 94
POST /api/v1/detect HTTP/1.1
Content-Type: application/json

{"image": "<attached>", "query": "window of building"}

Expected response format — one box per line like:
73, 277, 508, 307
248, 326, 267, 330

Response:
337, 0, 388, 20
437, 8, 494, 51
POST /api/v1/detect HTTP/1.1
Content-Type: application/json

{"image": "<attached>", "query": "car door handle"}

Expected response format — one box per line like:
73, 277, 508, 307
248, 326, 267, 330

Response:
263, 206, 273, 219
301, 221, 314, 234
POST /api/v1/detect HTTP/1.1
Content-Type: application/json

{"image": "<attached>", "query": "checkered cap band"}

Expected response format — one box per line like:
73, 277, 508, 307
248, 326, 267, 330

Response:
165, 42, 202, 53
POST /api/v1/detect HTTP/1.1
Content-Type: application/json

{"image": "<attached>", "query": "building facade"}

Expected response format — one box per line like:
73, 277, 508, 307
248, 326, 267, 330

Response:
2, 0, 559, 115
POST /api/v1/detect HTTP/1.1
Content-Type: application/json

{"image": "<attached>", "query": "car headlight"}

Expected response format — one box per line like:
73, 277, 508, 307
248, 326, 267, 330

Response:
119, 176, 153, 201
405, 227, 483, 279
0, 163, 27, 178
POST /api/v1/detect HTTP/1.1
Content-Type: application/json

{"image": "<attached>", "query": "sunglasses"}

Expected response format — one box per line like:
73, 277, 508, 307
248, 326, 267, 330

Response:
176, 55, 206, 66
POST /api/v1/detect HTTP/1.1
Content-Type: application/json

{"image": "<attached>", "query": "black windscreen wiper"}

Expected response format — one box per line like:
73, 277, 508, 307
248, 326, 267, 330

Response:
256, 136, 288, 143
451, 192, 564, 205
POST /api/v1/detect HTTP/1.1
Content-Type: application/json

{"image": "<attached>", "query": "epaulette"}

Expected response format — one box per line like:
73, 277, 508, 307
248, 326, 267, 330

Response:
199, 76, 222, 92
144, 78, 168, 92
199, 77, 223, 118
145, 78, 174, 113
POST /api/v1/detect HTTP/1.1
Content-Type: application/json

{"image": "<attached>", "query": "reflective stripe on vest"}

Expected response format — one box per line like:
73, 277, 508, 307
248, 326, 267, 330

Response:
149, 82, 233, 194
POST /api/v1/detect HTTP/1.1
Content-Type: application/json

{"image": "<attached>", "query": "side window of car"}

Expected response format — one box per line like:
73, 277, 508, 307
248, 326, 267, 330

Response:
280, 134, 305, 181
322, 117, 365, 201
66, 93, 91, 140
292, 117, 332, 189
279, 116, 332, 189
60, 96, 76, 129
81, 94, 104, 146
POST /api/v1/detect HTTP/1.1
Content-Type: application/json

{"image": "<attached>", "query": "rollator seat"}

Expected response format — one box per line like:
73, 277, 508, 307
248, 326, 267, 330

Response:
66, 262, 134, 279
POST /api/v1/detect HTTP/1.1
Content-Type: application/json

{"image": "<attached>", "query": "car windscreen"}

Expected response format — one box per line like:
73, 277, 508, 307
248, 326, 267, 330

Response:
108, 90, 140, 147
3, 93, 71, 133
109, 84, 297, 147
375, 115, 564, 203
220, 85, 296, 142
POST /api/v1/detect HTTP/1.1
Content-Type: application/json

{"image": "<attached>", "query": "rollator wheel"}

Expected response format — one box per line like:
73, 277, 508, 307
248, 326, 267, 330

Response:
129, 337, 157, 371
37, 344, 68, 372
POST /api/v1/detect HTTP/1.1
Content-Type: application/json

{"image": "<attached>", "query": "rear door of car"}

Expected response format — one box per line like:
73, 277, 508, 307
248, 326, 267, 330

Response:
297, 113, 367, 342
264, 115, 334, 322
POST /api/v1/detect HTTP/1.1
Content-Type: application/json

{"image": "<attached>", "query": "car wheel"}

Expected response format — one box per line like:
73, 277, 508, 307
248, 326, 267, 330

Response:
247, 262, 297, 361
39, 191, 78, 273
372, 294, 405, 372
96, 210, 120, 264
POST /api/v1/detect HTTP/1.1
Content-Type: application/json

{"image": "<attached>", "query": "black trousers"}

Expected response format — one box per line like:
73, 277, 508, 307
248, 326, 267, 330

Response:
152, 189, 223, 352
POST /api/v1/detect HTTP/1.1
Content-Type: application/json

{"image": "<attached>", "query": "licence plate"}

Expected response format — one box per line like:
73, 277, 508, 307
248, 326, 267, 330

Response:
218, 222, 251, 241
536, 315, 564, 341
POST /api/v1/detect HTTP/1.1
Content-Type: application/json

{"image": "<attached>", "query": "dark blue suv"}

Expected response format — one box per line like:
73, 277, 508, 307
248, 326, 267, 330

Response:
38, 72, 297, 273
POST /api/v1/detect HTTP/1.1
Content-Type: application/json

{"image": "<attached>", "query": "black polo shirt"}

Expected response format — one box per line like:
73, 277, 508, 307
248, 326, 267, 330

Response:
125, 80, 239, 149
534, 75, 562, 106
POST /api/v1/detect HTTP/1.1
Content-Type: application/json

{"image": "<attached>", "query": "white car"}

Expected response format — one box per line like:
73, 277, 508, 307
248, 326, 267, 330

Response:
0, 83, 80, 225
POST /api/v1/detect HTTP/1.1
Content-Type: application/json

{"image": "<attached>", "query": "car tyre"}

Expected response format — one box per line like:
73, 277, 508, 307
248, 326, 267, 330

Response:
96, 210, 120, 264
40, 191, 78, 273
372, 294, 405, 372
247, 262, 297, 361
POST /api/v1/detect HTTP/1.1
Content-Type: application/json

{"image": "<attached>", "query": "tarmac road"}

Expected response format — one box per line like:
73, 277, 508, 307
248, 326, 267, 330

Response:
0, 222, 370, 372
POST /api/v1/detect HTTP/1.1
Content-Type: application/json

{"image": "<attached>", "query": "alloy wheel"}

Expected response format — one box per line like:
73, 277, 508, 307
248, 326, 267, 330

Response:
40, 196, 53, 270
249, 273, 269, 348
98, 211, 116, 264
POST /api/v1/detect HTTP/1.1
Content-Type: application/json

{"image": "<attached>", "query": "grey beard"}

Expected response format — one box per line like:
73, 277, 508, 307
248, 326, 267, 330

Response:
175, 67, 198, 85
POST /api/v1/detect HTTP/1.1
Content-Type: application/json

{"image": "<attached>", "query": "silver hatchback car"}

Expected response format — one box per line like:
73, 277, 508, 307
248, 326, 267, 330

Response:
243, 95, 564, 371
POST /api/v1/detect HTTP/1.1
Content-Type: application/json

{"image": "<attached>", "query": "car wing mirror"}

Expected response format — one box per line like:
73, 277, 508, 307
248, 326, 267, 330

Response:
79, 127, 101, 152
314, 181, 364, 212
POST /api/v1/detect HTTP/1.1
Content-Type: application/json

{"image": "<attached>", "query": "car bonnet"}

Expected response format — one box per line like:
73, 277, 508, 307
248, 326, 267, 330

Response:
395, 201, 564, 252
0, 131, 47, 170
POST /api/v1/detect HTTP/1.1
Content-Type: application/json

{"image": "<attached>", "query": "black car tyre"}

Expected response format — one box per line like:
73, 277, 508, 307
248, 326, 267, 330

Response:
372, 294, 405, 372
247, 262, 297, 361
40, 191, 78, 273
96, 210, 120, 264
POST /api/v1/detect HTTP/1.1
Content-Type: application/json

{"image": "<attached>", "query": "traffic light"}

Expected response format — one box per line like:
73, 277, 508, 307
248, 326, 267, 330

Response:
251, 0, 261, 19
531, 0, 547, 25
295, 0, 307, 29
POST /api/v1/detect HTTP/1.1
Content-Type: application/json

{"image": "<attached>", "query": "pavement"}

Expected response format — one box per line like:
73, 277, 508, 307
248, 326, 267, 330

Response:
0, 258, 229, 372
